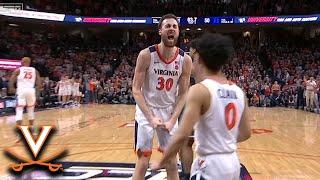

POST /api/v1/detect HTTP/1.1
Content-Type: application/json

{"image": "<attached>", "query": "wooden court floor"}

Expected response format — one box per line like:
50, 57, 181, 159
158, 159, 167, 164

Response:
0, 104, 319, 179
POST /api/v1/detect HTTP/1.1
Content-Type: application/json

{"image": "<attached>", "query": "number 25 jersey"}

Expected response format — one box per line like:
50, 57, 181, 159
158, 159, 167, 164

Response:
17, 66, 36, 89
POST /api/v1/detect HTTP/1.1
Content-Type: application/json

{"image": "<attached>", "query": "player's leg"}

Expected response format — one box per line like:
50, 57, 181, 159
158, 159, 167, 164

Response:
310, 92, 315, 111
157, 106, 180, 180
156, 128, 179, 180
132, 121, 154, 180
26, 89, 36, 134
62, 90, 67, 105
306, 91, 310, 111
313, 92, 319, 113
58, 88, 62, 104
179, 135, 194, 180
15, 91, 26, 143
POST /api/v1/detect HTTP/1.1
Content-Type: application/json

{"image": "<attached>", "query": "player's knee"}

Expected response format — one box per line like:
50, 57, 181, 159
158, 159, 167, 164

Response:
27, 106, 35, 120
15, 107, 23, 121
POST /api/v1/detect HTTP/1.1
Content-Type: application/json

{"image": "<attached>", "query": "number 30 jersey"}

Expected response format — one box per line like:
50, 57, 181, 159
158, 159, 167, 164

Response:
141, 44, 185, 108
17, 66, 36, 89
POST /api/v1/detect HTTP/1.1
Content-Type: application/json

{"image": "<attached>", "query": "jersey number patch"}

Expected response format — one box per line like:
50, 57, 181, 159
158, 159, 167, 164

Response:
24, 72, 33, 79
225, 103, 238, 130
156, 77, 173, 91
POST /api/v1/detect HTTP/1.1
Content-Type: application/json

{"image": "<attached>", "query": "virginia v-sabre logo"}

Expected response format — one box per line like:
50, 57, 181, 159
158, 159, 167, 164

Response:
4, 126, 67, 173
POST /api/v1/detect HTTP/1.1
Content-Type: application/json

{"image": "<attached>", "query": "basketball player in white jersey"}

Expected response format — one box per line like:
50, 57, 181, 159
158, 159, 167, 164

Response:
132, 13, 192, 180
65, 75, 72, 103
55, 76, 66, 105
9, 57, 41, 142
179, 38, 206, 180
72, 78, 81, 105
151, 33, 251, 180
305, 76, 317, 111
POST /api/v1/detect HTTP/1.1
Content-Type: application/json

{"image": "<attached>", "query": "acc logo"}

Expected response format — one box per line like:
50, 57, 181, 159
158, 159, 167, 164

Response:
5, 126, 66, 172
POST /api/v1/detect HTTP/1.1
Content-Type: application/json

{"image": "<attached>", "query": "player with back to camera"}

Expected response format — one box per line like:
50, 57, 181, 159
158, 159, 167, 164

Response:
151, 33, 251, 180
9, 57, 42, 143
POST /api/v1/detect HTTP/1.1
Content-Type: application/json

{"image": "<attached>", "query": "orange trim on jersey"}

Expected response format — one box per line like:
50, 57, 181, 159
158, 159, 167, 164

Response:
16, 103, 36, 108
135, 149, 152, 157
27, 104, 35, 107
155, 44, 179, 64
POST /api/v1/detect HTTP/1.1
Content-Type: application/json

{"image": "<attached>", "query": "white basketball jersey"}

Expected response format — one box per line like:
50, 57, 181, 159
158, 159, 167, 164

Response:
195, 79, 245, 156
73, 82, 80, 91
66, 80, 72, 90
140, 45, 185, 108
306, 80, 316, 91
17, 67, 36, 89
59, 80, 66, 91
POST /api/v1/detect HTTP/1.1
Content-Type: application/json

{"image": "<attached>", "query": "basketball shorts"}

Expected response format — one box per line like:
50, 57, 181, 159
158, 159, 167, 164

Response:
191, 152, 240, 180
72, 89, 78, 96
16, 88, 36, 107
58, 89, 64, 96
66, 88, 72, 96
134, 105, 178, 156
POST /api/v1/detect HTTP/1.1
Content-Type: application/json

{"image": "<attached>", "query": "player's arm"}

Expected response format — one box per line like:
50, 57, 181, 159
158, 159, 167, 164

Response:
166, 54, 192, 130
155, 84, 209, 168
237, 95, 252, 142
35, 70, 42, 91
8, 69, 19, 94
132, 49, 154, 123
55, 81, 59, 93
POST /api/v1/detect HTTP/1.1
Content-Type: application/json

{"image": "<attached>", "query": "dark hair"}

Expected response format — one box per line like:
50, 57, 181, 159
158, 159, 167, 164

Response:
158, 14, 179, 29
189, 38, 199, 49
196, 33, 234, 72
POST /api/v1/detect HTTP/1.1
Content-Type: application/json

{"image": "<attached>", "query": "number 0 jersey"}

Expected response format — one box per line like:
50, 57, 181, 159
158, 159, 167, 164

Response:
17, 66, 36, 89
195, 79, 245, 156
139, 44, 185, 109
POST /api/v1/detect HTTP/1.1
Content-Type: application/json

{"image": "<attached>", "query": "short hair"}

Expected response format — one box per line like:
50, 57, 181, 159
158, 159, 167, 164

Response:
158, 14, 179, 29
189, 38, 199, 49
196, 33, 234, 72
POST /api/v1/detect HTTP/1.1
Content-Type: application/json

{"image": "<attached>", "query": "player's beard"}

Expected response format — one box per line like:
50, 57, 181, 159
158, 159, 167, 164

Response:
162, 36, 178, 47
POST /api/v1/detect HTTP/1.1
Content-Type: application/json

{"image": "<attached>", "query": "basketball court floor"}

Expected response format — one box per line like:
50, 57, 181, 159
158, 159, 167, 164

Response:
0, 104, 319, 179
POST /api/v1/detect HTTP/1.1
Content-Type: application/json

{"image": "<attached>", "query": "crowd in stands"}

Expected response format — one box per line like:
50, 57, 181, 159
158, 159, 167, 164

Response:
224, 36, 320, 113
0, 25, 319, 113
21, 0, 320, 17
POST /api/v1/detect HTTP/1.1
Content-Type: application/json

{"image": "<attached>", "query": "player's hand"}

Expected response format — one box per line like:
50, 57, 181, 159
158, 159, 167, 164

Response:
164, 121, 175, 132
150, 117, 165, 129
